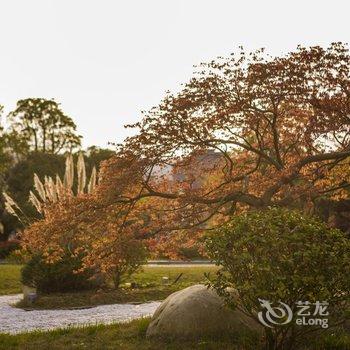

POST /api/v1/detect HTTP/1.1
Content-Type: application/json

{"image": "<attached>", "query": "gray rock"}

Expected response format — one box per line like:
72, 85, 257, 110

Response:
146, 284, 262, 339
22, 285, 37, 300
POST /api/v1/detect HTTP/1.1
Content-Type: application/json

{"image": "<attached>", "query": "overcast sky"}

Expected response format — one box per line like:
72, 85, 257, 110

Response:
0, 0, 349, 148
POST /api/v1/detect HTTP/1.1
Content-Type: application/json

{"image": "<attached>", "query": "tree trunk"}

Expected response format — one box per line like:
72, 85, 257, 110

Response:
42, 127, 46, 153
113, 271, 121, 289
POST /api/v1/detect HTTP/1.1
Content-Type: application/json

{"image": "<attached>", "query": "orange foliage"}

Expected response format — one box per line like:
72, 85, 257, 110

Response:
22, 43, 350, 261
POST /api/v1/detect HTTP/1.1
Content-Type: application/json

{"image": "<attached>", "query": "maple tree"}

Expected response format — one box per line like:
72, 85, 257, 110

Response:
5, 154, 147, 287
9, 43, 350, 267
97, 43, 350, 238
20, 192, 147, 287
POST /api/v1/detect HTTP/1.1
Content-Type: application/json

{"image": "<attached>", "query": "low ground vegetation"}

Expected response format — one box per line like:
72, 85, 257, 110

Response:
21, 253, 96, 293
0, 263, 349, 348
0, 318, 349, 350
0, 264, 218, 309
0, 240, 20, 259
0, 264, 22, 295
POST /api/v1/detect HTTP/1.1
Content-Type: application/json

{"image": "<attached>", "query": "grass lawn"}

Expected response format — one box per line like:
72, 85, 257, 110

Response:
0, 317, 349, 350
0, 264, 349, 349
0, 318, 258, 350
0, 264, 22, 295
0, 264, 219, 309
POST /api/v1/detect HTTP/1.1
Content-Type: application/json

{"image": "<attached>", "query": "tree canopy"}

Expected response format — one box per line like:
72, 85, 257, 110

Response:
8, 98, 82, 154
5, 43, 350, 261
96, 43, 349, 234
0, 99, 115, 240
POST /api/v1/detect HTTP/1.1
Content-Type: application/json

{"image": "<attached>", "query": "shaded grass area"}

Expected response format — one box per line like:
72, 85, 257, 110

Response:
0, 318, 349, 350
0, 264, 22, 295
0, 318, 260, 350
6, 265, 218, 309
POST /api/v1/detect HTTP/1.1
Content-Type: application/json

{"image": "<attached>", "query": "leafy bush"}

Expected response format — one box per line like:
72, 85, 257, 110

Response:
205, 207, 350, 350
21, 253, 96, 293
5, 248, 30, 264
0, 239, 20, 258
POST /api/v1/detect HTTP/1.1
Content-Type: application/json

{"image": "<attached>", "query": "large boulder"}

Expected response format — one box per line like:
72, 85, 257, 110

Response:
146, 284, 262, 339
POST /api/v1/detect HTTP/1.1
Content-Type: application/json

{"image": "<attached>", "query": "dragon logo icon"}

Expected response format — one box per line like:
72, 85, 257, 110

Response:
257, 299, 293, 328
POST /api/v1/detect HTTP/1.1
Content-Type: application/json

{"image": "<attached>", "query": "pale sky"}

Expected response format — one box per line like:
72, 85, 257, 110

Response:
0, 0, 349, 148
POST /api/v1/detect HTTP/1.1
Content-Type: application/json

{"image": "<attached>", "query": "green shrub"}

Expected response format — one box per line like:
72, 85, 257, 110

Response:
0, 240, 20, 259
21, 253, 96, 293
178, 246, 204, 260
5, 248, 30, 264
205, 207, 350, 350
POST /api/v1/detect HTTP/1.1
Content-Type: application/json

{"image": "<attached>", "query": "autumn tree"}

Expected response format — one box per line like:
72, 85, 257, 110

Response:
97, 43, 350, 236
8, 98, 81, 154
5, 154, 147, 287
7, 43, 350, 270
